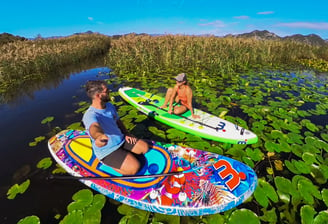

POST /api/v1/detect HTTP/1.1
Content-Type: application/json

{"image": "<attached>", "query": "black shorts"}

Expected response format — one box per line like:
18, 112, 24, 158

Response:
101, 135, 139, 169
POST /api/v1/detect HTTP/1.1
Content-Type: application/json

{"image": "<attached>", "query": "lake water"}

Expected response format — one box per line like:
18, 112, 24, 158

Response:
1, 67, 327, 224
0, 67, 122, 223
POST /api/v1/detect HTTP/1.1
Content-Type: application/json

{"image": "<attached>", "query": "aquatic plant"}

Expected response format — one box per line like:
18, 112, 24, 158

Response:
59, 189, 106, 224
17, 215, 40, 224
28, 136, 46, 147
109, 70, 328, 224
0, 34, 111, 99
10, 35, 328, 223
36, 157, 53, 170
106, 34, 328, 77
7, 179, 30, 200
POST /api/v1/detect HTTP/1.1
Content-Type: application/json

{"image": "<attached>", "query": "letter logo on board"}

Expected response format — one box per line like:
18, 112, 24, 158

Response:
213, 160, 246, 191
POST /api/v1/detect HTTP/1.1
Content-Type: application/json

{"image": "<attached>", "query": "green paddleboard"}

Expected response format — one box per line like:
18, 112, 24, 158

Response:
118, 87, 258, 144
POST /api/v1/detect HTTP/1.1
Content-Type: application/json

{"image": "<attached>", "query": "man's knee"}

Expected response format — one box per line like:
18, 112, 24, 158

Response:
121, 158, 140, 175
133, 140, 149, 154
139, 140, 149, 154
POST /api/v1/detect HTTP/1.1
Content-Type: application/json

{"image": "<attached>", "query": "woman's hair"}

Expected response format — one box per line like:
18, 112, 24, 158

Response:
85, 80, 107, 98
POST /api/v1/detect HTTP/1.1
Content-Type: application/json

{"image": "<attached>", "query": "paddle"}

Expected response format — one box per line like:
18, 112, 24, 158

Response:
48, 167, 199, 181
134, 92, 222, 131
134, 92, 246, 134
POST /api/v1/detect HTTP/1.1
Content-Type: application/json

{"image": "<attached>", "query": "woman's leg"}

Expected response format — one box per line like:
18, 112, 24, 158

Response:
160, 88, 174, 108
173, 105, 188, 115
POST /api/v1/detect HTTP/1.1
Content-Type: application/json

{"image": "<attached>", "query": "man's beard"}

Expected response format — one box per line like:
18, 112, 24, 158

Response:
101, 95, 110, 103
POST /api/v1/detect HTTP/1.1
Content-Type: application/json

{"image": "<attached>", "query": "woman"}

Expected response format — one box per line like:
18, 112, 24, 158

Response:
160, 73, 200, 119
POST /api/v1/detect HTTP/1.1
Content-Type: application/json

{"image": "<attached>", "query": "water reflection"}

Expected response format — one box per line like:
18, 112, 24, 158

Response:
0, 57, 107, 105
0, 65, 111, 224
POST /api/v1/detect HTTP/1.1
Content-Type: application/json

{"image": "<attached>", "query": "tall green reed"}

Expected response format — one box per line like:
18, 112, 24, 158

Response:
105, 34, 328, 77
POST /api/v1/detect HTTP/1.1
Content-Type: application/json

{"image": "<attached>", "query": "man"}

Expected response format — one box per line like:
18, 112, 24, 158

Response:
82, 80, 148, 175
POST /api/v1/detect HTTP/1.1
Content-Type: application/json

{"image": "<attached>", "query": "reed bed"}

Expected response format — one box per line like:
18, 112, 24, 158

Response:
0, 34, 111, 87
106, 34, 328, 76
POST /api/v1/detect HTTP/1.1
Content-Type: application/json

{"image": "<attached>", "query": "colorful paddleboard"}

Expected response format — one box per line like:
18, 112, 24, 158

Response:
118, 87, 258, 144
48, 130, 257, 216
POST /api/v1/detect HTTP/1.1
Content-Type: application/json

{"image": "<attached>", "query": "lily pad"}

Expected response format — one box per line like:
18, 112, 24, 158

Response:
300, 205, 316, 224
321, 189, 328, 207
66, 122, 84, 130
152, 213, 181, 224
246, 148, 264, 162
313, 211, 328, 224
310, 164, 327, 184
28, 136, 46, 147
36, 157, 52, 169
17, 216, 40, 224
148, 126, 166, 139
60, 210, 83, 224
41, 116, 54, 124
166, 128, 186, 141
296, 177, 322, 204
67, 189, 94, 212
7, 179, 30, 199
254, 179, 278, 208
259, 207, 277, 224
228, 209, 260, 224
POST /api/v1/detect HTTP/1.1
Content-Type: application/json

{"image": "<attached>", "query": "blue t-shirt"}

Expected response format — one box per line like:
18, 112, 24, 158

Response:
82, 103, 125, 160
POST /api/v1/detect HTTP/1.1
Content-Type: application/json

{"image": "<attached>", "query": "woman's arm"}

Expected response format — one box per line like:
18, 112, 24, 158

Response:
186, 87, 200, 119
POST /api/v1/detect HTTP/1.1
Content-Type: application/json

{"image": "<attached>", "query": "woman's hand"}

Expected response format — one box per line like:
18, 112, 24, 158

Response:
192, 114, 200, 119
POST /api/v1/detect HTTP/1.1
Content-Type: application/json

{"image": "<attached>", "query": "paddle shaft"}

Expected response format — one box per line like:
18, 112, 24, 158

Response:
49, 170, 193, 181
135, 93, 221, 131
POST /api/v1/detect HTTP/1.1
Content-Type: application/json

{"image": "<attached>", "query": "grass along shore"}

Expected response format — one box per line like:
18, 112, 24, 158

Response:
1, 33, 327, 99
0, 34, 111, 92
106, 34, 328, 77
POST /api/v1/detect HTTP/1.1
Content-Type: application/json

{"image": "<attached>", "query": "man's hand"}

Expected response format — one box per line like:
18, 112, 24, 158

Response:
95, 134, 109, 147
125, 135, 138, 144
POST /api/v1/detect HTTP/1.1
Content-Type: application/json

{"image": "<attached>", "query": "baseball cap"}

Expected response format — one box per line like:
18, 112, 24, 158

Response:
174, 73, 187, 82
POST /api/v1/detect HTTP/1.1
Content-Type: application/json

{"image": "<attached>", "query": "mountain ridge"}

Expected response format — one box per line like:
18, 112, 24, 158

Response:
1, 30, 327, 46
229, 30, 327, 46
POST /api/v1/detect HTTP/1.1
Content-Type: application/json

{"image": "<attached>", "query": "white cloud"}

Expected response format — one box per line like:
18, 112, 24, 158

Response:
276, 22, 328, 30
257, 11, 274, 15
233, 15, 250, 20
88, 17, 94, 21
198, 20, 225, 28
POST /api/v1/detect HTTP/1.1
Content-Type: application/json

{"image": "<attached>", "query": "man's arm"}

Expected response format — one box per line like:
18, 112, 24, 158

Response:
89, 122, 109, 147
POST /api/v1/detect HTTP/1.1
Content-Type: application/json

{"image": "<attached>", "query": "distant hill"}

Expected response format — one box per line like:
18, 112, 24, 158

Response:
1, 30, 327, 46
283, 33, 327, 46
0, 32, 27, 45
229, 30, 327, 46
232, 30, 280, 40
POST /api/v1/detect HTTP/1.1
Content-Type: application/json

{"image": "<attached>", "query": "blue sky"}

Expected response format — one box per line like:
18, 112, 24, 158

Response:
1, 0, 328, 39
